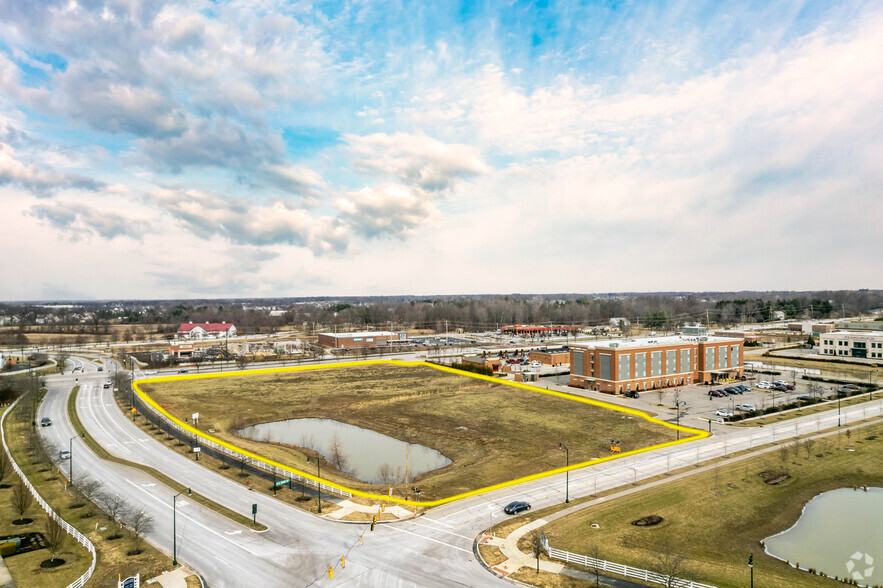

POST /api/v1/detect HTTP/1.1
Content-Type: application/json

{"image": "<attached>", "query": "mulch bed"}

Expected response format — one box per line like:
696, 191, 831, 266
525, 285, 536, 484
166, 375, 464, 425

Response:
631, 515, 664, 526
758, 470, 791, 485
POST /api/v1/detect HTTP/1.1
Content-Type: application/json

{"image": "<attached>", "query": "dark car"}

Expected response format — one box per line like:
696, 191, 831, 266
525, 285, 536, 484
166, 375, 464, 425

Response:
772, 384, 788, 392
708, 390, 725, 397
40, 417, 51, 427
625, 390, 640, 398
504, 501, 531, 515
725, 387, 742, 395
178, 369, 189, 374
737, 385, 751, 392
797, 395, 813, 401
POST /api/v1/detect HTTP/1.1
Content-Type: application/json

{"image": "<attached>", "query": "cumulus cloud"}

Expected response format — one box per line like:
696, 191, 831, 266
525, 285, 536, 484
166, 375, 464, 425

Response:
346, 132, 488, 191
0, 143, 105, 196
152, 188, 348, 254
336, 183, 435, 239
28, 201, 147, 240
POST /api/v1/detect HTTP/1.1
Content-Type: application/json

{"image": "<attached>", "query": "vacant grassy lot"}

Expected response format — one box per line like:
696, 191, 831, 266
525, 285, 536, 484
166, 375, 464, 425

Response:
141, 363, 681, 501
541, 423, 883, 588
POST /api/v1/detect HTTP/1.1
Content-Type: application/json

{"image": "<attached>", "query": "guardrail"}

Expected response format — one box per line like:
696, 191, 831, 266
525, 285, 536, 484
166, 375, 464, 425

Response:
1, 395, 96, 588
132, 391, 352, 499
546, 544, 716, 588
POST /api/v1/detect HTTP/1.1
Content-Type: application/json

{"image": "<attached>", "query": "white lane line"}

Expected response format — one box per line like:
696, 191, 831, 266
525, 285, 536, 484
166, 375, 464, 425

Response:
382, 524, 471, 554
402, 520, 472, 541
82, 385, 131, 454
123, 479, 263, 556
95, 387, 145, 449
418, 516, 456, 529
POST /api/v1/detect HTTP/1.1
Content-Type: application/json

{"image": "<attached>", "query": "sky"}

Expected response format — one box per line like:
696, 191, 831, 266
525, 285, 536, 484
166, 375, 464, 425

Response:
0, 0, 881, 300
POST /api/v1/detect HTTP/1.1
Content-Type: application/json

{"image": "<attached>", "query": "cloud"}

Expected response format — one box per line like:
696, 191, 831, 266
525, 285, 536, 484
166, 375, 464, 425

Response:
257, 162, 326, 199
336, 183, 435, 239
0, 142, 105, 196
152, 188, 349, 254
28, 201, 148, 240
346, 132, 488, 191
135, 118, 286, 173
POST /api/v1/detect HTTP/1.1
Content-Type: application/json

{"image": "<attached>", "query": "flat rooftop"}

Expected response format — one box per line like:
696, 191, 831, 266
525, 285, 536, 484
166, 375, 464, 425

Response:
571, 335, 741, 350
319, 331, 402, 338
822, 331, 883, 337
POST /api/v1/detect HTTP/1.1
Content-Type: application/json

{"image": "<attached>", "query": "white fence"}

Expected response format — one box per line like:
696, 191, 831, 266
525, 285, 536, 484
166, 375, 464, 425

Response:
1, 395, 96, 588
546, 544, 716, 588
135, 391, 353, 499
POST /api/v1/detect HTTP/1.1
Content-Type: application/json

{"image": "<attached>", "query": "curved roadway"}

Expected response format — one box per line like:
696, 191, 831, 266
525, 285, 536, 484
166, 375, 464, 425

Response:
34, 357, 883, 587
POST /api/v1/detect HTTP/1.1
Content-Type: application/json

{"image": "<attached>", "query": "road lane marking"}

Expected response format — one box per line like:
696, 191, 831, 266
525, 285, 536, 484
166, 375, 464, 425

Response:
402, 521, 472, 541
382, 524, 471, 554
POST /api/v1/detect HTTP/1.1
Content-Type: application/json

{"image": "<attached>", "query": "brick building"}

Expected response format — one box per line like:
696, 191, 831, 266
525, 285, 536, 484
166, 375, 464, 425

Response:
529, 348, 570, 366
569, 335, 744, 394
317, 331, 408, 349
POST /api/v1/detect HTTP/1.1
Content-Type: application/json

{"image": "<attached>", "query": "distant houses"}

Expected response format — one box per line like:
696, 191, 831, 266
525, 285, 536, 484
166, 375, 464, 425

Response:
176, 322, 237, 339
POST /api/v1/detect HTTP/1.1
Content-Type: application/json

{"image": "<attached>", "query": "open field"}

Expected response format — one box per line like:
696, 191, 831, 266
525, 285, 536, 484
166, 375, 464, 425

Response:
760, 352, 882, 381
540, 422, 883, 588
140, 362, 684, 502
3, 391, 172, 587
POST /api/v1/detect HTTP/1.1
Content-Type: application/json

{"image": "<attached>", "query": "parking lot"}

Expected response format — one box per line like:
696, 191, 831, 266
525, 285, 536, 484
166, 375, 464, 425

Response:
544, 371, 842, 429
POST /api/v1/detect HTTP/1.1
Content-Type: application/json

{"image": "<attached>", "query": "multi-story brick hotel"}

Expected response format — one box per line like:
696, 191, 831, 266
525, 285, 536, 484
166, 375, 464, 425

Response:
569, 335, 744, 394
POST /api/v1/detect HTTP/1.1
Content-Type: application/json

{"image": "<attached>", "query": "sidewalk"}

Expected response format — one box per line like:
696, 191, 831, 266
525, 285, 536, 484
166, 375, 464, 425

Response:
147, 566, 200, 588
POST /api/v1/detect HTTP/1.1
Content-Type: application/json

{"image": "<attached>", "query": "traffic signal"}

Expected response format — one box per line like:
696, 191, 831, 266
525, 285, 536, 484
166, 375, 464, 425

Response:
748, 553, 753, 567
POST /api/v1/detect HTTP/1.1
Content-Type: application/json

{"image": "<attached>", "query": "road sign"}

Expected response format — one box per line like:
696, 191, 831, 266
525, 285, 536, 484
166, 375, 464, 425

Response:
193, 447, 201, 453
274, 478, 290, 486
192, 412, 199, 421
252, 503, 257, 514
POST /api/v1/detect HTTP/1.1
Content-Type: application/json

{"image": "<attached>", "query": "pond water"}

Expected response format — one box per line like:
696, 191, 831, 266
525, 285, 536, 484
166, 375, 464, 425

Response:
764, 487, 883, 585
238, 418, 451, 485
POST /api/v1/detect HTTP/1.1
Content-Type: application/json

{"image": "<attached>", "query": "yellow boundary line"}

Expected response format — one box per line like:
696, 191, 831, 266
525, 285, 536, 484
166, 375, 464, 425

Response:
133, 360, 708, 507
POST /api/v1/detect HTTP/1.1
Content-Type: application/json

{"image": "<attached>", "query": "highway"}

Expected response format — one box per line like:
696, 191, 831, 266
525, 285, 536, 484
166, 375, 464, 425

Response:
34, 357, 883, 587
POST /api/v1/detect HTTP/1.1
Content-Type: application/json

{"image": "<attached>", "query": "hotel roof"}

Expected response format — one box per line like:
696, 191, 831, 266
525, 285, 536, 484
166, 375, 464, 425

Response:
571, 334, 741, 350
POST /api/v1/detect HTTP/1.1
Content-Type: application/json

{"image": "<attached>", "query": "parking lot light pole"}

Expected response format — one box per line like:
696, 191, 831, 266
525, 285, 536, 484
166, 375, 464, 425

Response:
558, 443, 569, 503
173, 488, 192, 566
838, 395, 842, 427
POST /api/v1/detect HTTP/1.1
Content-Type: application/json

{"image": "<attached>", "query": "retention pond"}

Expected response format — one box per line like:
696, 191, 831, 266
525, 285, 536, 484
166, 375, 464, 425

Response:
238, 418, 451, 485
764, 487, 883, 585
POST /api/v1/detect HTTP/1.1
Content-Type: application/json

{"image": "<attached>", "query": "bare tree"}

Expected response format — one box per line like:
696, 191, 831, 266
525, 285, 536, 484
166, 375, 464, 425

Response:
55, 348, 71, 374
528, 531, 545, 574
803, 438, 816, 460
329, 434, 348, 472
586, 543, 603, 586
43, 514, 68, 564
777, 444, 791, 469
10, 480, 33, 523
235, 355, 251, 371
191, 353, 205, 373
652, 542, 690, 588
73, 476, 103, 514
124, 506, 154, 554
97, 493, 129, 538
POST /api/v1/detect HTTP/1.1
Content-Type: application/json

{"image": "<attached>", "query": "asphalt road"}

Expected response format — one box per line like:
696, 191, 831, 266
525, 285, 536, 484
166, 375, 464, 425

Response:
33, 357, 883, 587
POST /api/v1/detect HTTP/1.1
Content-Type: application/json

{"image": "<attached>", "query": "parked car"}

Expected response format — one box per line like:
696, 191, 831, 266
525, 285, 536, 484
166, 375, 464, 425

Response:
715, 410, 733, 418
736, 404, 756, 412
40, 417, 51, 427
725, 387, 742, 395
772, 384, 788, 392
843, 384, 860, 391
504, 501, 531, 515
784, 384, 796, 390
757, 381, 772, 388
736, 385, 751, 392
708, 390, 725, 397
797, 395, 814, 401
59, 450, 71, 460
625, 390, 640, 398
775, 380, 789, 386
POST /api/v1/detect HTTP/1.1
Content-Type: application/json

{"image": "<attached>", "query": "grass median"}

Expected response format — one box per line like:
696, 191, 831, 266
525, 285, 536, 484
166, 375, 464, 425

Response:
2, 390, 171, 587
538, 422, 883, 587
68, 386, 267, 531
139, 362, 682, 502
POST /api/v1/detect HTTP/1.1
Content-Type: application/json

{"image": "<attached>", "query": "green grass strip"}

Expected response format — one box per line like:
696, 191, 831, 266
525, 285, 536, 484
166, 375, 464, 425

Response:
67, 386, 266, 531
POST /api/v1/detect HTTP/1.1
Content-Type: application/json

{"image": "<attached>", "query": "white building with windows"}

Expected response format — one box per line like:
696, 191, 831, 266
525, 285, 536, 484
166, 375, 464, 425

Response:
819, 331, 883, 359
176, 322, 237, 339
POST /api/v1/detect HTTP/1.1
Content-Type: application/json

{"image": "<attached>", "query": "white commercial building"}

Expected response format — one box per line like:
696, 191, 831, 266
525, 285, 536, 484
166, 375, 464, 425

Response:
819, 331, 883, 359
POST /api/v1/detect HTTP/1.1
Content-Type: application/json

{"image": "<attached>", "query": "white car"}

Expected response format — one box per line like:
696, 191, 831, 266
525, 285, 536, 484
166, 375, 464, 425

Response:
774, 380, 788, 386
715, 409, 733, 418
736, 404, 756, 412
59, 450, 71, 460
756, 381, 772, 389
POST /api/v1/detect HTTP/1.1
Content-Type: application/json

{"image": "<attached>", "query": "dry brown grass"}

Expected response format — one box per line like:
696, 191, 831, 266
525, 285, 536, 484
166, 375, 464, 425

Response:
141, 364, 678, 501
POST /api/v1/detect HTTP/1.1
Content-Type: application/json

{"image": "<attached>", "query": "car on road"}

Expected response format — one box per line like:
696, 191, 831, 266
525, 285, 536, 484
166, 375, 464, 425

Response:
178, 369, 189, 373
708, 390, 725, 397
715, 410, 733, 418
736, 404, 756, 412
103, 382, 111, 389
40, 417, 51, 427
59, 450, 71, 460
504, 501, 531, 515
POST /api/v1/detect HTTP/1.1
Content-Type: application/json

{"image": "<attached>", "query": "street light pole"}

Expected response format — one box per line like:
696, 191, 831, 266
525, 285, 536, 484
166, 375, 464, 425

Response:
308, 456, 322, 513
69, 436, 75, 486
173, 488, 191, 566
558, 442, 569, 503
